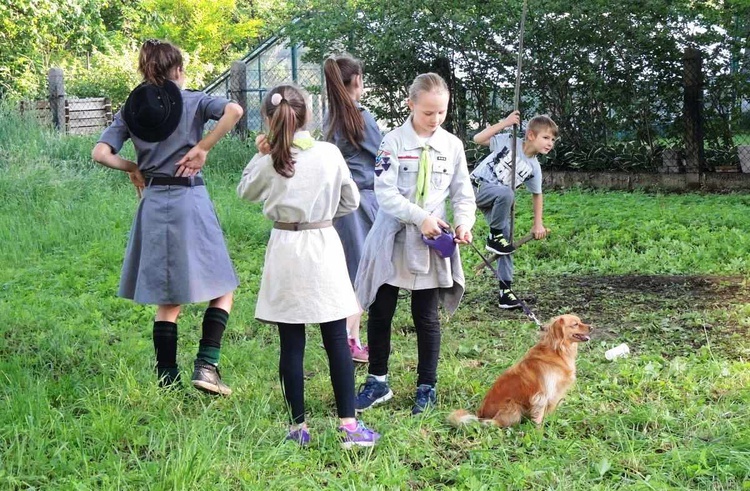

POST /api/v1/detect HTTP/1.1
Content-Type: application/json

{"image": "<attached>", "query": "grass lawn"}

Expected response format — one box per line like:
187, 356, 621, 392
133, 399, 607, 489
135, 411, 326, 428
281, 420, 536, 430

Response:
1, 113, 749, 490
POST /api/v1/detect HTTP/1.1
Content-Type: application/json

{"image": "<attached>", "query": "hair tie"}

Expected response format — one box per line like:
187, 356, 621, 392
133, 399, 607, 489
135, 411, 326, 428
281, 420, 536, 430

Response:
271, 93, 283, 106
145, 39, 161, 46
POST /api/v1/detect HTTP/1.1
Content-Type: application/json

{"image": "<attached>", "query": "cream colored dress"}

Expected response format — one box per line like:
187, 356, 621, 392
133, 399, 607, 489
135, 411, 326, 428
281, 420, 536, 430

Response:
237, 132, 361, 324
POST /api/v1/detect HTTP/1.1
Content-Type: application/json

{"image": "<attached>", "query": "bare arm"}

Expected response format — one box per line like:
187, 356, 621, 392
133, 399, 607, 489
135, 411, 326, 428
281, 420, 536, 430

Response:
473, 110, 520, 146
175, 102, 244, 177
531, 193, 548, 239
92, 143, 137, 173
92, 143, 145, 198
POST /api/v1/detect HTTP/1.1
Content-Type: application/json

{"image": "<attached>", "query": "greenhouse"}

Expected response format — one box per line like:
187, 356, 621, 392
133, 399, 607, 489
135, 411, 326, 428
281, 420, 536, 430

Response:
204, 35, 325, 133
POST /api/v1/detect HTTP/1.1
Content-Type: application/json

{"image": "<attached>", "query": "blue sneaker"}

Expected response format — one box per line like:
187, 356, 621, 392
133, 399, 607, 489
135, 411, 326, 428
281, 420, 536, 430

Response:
354, 375, 393, 412
339, 421, 380, 449
411, 384, 436, 415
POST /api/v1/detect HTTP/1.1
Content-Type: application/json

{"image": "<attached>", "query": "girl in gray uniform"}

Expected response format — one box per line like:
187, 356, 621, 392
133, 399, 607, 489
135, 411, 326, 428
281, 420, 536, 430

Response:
92, 40, 243, 395
323, 54, 382, 363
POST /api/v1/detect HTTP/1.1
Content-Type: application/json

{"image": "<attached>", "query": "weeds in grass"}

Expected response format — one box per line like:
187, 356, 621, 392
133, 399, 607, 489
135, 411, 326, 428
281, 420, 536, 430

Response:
1, 112, 748, 489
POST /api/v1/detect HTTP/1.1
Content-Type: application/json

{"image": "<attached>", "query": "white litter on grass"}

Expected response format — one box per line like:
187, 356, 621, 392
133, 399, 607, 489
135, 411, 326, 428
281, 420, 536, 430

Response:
605, 343, 630, 361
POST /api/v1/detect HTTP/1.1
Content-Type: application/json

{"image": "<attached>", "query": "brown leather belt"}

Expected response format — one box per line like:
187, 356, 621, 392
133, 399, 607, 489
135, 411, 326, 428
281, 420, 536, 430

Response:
273, 220, 332, 231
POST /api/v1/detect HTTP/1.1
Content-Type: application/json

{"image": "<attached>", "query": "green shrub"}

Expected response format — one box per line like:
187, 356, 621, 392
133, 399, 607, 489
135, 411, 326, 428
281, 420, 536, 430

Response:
62, 49, 141, 110
62, 49, 218, 110
545, 140, 664, 172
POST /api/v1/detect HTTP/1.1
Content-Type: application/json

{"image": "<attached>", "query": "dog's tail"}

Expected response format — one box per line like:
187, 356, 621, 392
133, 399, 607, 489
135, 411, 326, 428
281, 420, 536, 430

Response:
447, 409, 479, 427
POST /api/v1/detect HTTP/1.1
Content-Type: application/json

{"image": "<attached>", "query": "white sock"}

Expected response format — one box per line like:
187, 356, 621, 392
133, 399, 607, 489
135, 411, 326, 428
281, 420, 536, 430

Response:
372, 374, 387, 382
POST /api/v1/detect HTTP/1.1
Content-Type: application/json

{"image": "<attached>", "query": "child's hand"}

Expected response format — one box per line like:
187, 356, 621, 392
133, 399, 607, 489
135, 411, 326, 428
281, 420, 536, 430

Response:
420, 216, 450, 239
128, 168, 145, 199
531, 224, 549, 240
175, 145, 208, 177
503, 110, 521, 128
454, 225, 473, 244
255, 133, 271, 154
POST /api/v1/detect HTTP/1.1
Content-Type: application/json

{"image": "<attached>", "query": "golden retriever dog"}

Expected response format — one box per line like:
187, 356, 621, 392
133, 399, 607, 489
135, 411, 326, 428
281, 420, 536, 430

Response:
449, 314, 591, 427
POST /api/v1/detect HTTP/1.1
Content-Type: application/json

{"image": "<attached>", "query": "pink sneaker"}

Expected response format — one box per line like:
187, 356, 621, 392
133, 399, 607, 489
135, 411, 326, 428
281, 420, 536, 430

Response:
348, 338, 369, 363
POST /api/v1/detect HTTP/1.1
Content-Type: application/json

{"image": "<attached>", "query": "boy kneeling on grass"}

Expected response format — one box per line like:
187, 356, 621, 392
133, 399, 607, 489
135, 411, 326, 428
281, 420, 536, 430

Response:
470, 111, 558, 309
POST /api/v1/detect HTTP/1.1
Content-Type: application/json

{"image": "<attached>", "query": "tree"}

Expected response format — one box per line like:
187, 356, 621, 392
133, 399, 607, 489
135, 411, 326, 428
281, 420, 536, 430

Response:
0, 0, 110, 97
0, 0, 291, 100
286, 0, 749, 169
136, 0, 263, 65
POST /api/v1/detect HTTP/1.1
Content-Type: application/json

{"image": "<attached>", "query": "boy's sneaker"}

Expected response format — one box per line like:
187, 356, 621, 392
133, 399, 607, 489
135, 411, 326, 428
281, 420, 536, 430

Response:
411, 384, 437, 415
191, 359, 232, 396
349, 338, 369, 364
354, 375, 393, 412
285, 427, 311, 446
339, 421, 380, 449
498, 289, 522, 309
486, 231, 515, 255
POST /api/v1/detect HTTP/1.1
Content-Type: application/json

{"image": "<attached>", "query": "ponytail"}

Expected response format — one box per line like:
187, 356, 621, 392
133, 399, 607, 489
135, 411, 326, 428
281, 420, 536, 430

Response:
261, 85, 308, 178
268, 100, 296, 177
138, 39, 183, 86
324, 55, 365, 149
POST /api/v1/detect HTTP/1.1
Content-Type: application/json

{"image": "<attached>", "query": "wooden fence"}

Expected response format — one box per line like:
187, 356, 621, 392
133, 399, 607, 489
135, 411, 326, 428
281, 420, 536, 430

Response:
18, 100, 52, 125
65, 98, 113, 135
19, 97, 113, 136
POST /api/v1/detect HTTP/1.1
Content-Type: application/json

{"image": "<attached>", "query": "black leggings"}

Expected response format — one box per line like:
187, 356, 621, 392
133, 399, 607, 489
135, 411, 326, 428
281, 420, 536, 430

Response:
278, 318, 355, 425
368, 284, 441, 387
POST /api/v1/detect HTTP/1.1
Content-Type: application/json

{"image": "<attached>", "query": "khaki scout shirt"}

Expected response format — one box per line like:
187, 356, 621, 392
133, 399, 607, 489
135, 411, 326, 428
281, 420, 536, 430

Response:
374, 117, 476, 230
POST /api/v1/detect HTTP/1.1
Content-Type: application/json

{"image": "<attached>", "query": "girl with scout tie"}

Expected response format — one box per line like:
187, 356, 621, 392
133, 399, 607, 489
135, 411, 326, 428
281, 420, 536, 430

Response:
353, 73, 476, 415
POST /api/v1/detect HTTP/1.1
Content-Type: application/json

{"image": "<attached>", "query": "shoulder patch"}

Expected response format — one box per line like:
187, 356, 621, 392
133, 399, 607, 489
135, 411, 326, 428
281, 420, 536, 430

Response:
375, 149, 392, 177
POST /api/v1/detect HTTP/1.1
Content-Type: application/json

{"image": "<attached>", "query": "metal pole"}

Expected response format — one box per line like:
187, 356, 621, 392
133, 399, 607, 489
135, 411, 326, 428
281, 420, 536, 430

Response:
509, 0, 528, 241
291, 44, 299, 83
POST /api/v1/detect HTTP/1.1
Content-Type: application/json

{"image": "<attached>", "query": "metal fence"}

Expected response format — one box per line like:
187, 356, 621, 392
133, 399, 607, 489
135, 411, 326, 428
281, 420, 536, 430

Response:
22, 38, 750, 176
203, 37, 325, 135
694, 50, 750, 174
459, 46, 750, 174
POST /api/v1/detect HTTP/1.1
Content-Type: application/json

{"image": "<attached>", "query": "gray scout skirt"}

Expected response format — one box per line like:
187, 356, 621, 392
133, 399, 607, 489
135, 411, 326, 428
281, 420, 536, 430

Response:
333, 189, 378, 284
118, 184, 239, 305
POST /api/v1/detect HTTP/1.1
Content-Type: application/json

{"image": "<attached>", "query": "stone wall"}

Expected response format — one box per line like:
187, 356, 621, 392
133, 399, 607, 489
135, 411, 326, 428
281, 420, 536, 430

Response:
543, 171, 750, 192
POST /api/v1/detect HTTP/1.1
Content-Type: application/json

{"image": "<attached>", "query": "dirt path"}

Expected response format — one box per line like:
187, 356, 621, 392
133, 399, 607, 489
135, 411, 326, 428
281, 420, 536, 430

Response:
463, 274, 750, 359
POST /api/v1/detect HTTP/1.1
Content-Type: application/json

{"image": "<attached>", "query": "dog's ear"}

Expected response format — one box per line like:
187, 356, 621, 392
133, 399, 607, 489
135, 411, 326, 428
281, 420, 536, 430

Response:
542, 316, 558, 332
546, 316, 567, 350
545, 316, 565, 334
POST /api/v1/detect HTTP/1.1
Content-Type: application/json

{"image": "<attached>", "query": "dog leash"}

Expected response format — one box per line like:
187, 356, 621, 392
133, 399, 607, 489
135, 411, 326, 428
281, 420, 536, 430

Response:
469, 241, 543, 329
